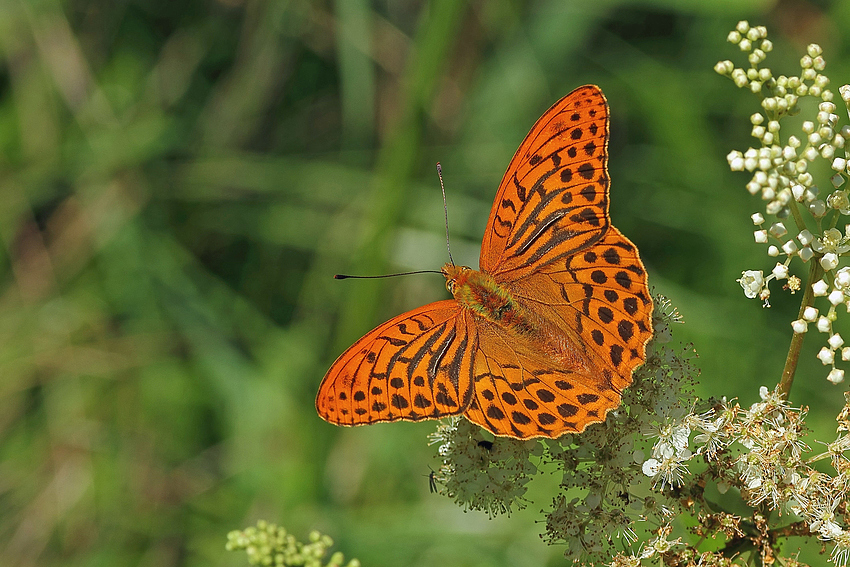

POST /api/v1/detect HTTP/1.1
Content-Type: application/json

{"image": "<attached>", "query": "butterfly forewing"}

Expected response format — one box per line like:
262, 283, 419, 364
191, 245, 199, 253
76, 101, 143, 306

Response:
480, 85, 610, 277
316, 301, 475, 426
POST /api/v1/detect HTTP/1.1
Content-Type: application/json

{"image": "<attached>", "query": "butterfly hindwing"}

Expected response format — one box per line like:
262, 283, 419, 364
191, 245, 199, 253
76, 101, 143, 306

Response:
509, 227, 653, 393
316, 301, 475, 426
463, 320, 622, 439
480, 85, 611, 277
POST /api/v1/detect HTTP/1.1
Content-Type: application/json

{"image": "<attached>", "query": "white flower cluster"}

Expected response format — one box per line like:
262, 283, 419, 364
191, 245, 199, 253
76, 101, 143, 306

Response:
719, 21, 850, 383
428, 415, 538, 518
793, 263, 850, 383
636, 386, 850, 567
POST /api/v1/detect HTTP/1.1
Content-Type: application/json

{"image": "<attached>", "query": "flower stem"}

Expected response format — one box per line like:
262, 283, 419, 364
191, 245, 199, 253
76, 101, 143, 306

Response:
779, 260, 822, 397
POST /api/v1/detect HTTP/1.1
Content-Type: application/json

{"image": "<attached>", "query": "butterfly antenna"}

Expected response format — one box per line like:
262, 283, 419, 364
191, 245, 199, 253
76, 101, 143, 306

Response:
436, 163, 455, 266
334, 270, 442, 280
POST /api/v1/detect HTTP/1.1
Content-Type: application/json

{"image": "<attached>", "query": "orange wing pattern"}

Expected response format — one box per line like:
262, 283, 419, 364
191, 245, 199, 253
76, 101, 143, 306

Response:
461, 230, 652, 439
317, 301, 474, 426
480, 85, 610, 277
463, 321, 623, 439
527, 227, 653, 390
318, 85, 652, 440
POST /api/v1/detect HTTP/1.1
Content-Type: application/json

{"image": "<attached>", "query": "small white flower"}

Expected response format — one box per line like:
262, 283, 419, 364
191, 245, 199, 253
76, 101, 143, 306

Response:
818, 316, 832, 333
791, 319, 808, 334
783, 240, 799, 255
754, 230, 768, 243
829, 333, 845, 349
818, 347, 835, 364
843, 347, 850, 361
642, 458, 661, 477
738, 270, 765, 299
813, 279, 830, 296
751, 212, 765, 224
803, 306, 819, 321
814, 228, 850, 254
768, 245, 780, 257
830, 290, 846, 305
838, 267, 850, 287
799, 247, 814, 262
798, 229, 814, 245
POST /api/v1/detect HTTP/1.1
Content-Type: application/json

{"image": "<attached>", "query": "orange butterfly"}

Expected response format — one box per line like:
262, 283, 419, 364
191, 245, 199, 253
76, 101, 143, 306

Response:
316, 85, 652, 439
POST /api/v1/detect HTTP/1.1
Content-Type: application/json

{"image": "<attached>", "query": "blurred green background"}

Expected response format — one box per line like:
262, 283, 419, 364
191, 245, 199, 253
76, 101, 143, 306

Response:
2, 0, 850, 565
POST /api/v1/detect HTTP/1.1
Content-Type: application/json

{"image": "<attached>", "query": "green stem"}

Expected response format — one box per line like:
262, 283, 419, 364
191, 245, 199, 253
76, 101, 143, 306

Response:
787, 199, 808, 234
778, 260, 822, 397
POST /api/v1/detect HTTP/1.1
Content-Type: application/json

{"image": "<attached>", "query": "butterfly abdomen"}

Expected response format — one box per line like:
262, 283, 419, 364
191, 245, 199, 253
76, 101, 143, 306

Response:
444, 264, 535, 336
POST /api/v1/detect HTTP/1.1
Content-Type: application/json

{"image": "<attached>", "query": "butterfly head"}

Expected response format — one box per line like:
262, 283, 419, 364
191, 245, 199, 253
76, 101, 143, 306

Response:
441, 263, 472, 295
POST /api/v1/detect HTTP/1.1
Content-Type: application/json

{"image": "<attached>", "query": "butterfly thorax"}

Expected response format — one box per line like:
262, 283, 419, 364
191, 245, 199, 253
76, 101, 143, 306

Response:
442, 263, 535, 336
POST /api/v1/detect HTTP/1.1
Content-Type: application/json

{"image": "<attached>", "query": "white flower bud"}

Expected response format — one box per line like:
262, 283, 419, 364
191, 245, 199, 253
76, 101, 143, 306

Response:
813, 279, 829, 296
754, 230, 768, 243
803, 306, 819, 321
829, 290, 846, 306
843, 347, 850, 361
767, 245, 780, 257
829, 333, 845, 349
804, 146, 819, 161
798, 247, 814, 262
772, 263, 789, 279
822, 145, 835, 160
728, 151, 745, 170
821, 252, 839, 270
791, 319, 808, 334
751, 212, 765, 224
828, 368, 845, 384
818, 346, 835, 364
714, 61, 733, 75
817, 316, 832, 333
769, 222, 787, 238
783, 240, 799, 255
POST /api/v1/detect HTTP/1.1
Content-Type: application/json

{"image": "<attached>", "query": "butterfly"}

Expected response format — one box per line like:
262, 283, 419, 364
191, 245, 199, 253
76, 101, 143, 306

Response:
316, 85, 652, 439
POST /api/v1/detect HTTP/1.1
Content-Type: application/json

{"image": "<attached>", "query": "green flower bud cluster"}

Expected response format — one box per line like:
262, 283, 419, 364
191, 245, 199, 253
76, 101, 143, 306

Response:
226, 521, 360, 567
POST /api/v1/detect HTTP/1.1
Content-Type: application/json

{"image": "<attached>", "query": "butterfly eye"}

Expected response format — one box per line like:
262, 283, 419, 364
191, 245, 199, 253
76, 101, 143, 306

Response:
446, 280, 455, 293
